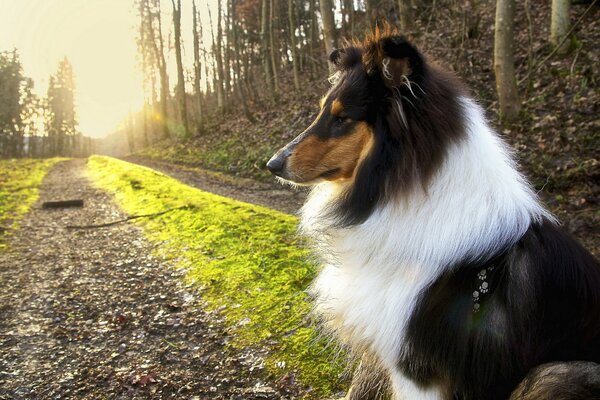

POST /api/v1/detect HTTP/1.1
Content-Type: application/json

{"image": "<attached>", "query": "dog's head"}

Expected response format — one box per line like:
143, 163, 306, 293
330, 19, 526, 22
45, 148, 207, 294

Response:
268, 25, 465, 225
267, 26, 424, 185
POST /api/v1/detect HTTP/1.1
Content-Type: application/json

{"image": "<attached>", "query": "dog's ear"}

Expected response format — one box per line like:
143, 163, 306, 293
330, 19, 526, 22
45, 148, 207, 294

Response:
379, 36, 424, 89
329, 48, 344, 68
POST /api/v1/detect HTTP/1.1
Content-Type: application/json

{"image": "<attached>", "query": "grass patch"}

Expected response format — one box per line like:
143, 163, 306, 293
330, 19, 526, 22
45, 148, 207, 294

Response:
87, 155, 347, 397
0, 158, 64, 250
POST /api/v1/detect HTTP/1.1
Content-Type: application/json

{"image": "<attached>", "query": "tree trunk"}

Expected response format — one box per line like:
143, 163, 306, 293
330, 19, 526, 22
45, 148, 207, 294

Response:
142, 101, 150, 147
288, 0, 300, 90
309, 0, 318, 77
365, 0, 382, 28
550, 0, 571, 54
231, 0, 255, 122
494, 0, 520, 122
319, 0, 337, 72
343, 0, 354, 36
192, 0, 203, 130
126, 112, 135, 153
269, 0, 280, 93
398, 0, 413, 34
224, 0, 232, 103
155, 0, 170, 138
216, 0, 227, 110
261, 0, 274, 97
207, 3, 225, 110
171, 0, 189, 137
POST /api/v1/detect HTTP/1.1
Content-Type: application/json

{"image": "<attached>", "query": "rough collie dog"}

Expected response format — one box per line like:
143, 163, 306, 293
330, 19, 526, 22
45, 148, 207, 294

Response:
267, 27, 600, 400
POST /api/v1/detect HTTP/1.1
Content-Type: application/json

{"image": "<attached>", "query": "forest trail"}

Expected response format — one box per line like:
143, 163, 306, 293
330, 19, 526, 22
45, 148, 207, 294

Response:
0, 159, 303, 399
123, 156, 306, 216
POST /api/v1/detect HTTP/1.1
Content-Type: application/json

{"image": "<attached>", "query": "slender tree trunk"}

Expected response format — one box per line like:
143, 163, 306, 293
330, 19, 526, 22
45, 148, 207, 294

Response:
208, 3, 225, 110
269, 0, 280, 93
142, 101, 150, 147
365, 0, 382, 27
155, 0, 170, 138
309, 0, 318, 77
494, 0, 520, 122
261, 0, 274, 97
288, 0, 300, 90
203, 35, 212, 98
223, 0, 232, 103
216, 1, 227, 109
319, 0, 337, 72
398, 0, 413, 33
192, 0, 203, 130
171, 0, 189, 136
231, 6, 255, 122
343, 0, 354, 36
550, 0, 571, 54
126, 112, 135, 153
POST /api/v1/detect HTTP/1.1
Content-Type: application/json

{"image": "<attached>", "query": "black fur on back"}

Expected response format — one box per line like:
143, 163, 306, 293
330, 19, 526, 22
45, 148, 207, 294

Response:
510, 361, 600, 400
400, 218, 600, 399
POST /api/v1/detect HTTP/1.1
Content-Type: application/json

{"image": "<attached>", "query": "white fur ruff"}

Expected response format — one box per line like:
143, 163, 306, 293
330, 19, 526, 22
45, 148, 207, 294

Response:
300, 98, 550, 399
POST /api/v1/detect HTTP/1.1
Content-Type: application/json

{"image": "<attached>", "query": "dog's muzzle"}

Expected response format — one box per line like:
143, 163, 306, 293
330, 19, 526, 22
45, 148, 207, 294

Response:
266, 152, 287, 176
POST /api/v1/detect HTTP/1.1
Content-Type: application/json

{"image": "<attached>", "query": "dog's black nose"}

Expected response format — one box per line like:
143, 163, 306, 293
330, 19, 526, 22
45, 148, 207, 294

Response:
266, 155, 285, 175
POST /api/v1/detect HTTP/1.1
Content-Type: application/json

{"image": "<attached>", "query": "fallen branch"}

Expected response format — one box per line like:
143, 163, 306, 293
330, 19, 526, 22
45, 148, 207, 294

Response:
42, 199, 84, 209
66, 205, 196, 229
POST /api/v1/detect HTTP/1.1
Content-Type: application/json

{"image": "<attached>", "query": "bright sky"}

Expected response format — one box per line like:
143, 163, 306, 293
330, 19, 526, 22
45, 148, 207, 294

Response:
0, 1, 144, 138
0, 1, 222, 138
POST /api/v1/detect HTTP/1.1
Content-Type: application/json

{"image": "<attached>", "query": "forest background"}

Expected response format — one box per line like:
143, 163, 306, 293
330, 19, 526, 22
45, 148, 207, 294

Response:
0, 0, 598, 253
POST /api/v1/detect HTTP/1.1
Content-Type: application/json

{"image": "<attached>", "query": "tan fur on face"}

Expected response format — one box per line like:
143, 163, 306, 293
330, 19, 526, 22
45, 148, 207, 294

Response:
331, 99, 344, 116
287, 122, 374, 183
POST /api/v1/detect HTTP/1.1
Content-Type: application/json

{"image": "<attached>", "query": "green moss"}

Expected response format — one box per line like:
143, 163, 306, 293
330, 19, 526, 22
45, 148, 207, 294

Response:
87, 155, 348, 397
0, 158, 65, 251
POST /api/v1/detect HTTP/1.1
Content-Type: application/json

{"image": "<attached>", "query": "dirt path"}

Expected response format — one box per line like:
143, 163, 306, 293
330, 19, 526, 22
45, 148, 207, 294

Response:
123, 156, 306, 216
0, 159, 303, 399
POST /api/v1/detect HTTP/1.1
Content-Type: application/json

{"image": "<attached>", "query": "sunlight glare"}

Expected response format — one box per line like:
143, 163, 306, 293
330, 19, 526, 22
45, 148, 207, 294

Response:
0, 0, 144, 138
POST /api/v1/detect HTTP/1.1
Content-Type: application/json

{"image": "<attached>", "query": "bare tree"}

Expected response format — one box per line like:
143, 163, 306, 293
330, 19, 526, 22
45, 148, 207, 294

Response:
550, 0, 571, 54
171, 0, 189, 136
231, 2, 255, 122
152, 0, 170, 138
494, 0, 520, 122
261, 0, 274, 97
319, 0, 337, 71
192, 0, 203, 129
288, 0, 301, 90
207, 3, 225, 110
343, 0, 355, 36
398, 0, 413, 33
269, 0, 280, 93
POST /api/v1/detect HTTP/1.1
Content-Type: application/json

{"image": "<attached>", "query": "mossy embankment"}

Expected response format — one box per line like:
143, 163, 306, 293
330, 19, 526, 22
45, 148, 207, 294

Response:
0, 158, 64, 250
87, 155, 347, 397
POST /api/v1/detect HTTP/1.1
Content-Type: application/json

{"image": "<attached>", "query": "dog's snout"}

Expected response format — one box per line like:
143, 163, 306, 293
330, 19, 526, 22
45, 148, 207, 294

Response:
266, 154, 287, 175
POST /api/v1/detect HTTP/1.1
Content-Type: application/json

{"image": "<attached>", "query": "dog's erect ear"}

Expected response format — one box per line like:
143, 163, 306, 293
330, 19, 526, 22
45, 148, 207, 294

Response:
380, 36, 424, 89
329, 48, 344, 68
366, 35, 424, 89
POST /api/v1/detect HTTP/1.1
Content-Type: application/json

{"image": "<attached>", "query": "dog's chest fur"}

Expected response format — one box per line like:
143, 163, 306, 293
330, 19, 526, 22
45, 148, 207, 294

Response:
300, 99, 548, 381
310, 244, 435, 369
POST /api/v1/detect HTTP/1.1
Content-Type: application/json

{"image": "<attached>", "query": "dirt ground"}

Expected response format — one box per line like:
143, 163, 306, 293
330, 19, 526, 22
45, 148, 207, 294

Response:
0, 159, 305, 399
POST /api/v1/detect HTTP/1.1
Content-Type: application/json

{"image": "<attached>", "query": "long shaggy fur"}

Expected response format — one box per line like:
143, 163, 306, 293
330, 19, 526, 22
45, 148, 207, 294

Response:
269, 25, 600, 400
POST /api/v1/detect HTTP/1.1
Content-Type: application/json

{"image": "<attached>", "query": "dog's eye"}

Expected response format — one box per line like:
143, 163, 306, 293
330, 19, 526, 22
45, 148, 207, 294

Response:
334, 116, 346, 125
